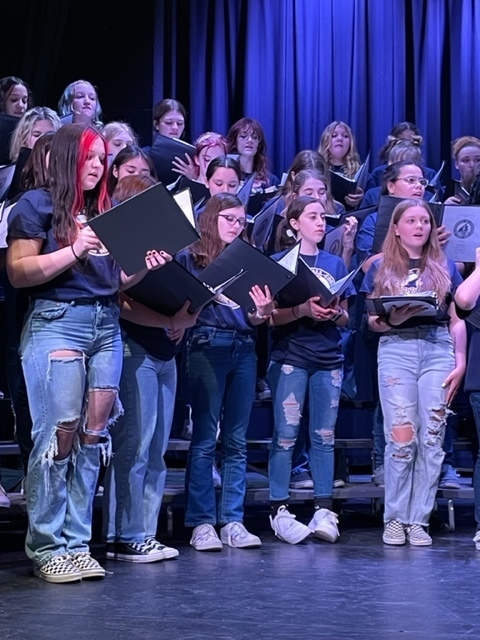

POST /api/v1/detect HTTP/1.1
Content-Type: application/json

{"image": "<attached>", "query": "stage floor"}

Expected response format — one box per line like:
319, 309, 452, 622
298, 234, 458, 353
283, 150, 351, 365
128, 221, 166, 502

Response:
1, 501, 480, 640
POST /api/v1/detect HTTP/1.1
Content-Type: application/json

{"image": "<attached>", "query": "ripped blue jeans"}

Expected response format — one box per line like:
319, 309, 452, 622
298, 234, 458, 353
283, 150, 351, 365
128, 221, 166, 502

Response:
378, 326, 455, 526
268, 361, 343, 501
20, 299, 123, 567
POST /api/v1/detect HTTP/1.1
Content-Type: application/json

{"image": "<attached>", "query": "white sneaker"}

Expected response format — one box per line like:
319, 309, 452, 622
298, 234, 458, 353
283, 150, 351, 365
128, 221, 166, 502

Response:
190, 524, 223, 551
473, 530, 480, 551
308, 508, 340, 543
406, 524, 432, 547
269, 506, 312, 544
220, 522, 261, 548
0, 484, 10, 509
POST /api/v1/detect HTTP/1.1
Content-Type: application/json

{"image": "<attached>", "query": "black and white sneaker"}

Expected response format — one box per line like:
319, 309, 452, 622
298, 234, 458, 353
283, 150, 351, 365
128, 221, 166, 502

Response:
105, 541, 173, 563
69, 552, 106, 579
34, 554, 82, 583
144, 537, 179, 560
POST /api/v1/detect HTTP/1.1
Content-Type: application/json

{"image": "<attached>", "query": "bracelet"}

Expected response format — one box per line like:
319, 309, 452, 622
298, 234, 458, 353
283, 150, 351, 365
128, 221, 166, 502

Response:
71, 244, 80, 261
292, 305, 299, 319
255, 310, 271, 320
332, 308, 344, 322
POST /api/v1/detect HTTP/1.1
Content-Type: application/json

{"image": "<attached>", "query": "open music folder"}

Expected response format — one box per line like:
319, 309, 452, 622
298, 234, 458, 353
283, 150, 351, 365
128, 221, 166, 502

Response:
277, 255, 362, 308
365, 293, 439, 317
88, 182, 200, 275
201, 238, 298, 311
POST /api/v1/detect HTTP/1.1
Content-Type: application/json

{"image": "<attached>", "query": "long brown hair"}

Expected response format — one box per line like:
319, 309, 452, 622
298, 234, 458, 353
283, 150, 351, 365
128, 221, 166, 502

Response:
373, 199, 451, 304
189, 193, 246, 268
226, 117, 270, 183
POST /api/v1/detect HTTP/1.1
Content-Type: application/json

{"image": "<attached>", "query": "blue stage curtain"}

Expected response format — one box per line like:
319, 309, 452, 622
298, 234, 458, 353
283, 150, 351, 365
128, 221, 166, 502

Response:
154, 0, 479, 177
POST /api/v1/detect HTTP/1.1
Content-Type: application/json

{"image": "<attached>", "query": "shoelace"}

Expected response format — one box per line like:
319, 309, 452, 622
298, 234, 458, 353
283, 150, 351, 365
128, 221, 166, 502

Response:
195, 526, 218, 543
226, 523, 247, 542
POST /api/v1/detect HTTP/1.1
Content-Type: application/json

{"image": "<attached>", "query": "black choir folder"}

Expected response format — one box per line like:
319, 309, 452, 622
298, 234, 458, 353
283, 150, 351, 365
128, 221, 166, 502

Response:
329, 154, 370, 206
88, 182, 200, 275
126, 260, 245, 316
127, 238, 297, 315
201, 237, 298, 311
365, 293, 439, 317
277, 253, 362, 308
148, 134, 196, 185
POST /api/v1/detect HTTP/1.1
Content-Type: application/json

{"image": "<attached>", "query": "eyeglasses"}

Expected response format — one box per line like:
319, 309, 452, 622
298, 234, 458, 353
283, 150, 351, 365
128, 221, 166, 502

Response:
218, 214, 247, 228
396, 176, 429, 187
238, 133, 260, 142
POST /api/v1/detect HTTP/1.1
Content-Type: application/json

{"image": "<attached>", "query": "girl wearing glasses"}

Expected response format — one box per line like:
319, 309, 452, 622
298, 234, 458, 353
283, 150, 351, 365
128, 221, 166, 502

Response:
176, 193, 274, 552
226, 117, 278, 191
361, 199, 465, 546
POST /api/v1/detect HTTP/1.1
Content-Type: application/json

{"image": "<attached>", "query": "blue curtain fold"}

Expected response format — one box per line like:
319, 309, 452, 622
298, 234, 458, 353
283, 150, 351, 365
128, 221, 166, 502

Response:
154, 0, 479, 178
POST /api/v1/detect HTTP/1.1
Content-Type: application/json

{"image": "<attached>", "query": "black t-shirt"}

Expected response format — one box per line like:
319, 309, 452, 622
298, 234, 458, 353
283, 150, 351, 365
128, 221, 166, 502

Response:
269, 250, 356, 370
8, 188, 121, 301
120, 319, 178, 361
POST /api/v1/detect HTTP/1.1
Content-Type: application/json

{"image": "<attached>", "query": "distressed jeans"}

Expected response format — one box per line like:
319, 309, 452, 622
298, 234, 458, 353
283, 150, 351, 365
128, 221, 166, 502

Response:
268, 361, 343, 501
20, 299, 123, 568
103, 338, 177, 543
378, 326, 455, 526
184, 328, 256, 527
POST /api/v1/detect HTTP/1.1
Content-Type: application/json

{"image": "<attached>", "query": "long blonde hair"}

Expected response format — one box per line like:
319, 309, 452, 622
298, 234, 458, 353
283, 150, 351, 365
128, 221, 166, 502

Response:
373, 199, 451, 305
318, 121, 360, 178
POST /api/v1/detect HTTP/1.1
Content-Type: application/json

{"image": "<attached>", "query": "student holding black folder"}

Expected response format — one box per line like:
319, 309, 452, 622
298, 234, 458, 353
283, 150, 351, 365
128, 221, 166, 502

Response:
267, 196, 355, 545
58, 79, 103, 127
103, 175, 198, 564
176, 193, 274, 551
361, 199, 465, 547
318, 120, 366, 209
6, 124, 169, 583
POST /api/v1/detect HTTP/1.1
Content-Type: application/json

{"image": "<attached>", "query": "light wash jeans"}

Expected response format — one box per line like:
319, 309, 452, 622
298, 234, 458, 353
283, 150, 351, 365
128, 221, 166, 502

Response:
20, 299, 123, 568
184, 328, 256, 527
103, 337, 177, 543
378, 326, 454, 526
268, 361, 343, 501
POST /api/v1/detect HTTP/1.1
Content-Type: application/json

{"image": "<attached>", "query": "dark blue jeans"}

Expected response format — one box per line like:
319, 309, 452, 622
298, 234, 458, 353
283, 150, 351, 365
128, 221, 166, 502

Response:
184, 328, 256, 527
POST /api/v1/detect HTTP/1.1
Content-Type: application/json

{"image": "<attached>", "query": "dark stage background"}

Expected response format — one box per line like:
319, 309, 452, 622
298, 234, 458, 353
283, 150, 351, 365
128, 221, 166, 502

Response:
2, 0, 480, 180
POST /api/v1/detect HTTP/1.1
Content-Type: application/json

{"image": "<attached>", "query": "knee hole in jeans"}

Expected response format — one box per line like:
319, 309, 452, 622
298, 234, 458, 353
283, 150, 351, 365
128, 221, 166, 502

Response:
330, 369, 342, 388
55, 420, 80, 460
82, 388, 120, 443
391, 422, 415, 445
314, 428, 335, 445
281, 392, 301, 426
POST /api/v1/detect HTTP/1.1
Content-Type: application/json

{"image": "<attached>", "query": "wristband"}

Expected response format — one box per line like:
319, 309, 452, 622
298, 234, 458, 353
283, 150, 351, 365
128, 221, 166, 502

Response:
292, 306, 300, 319
255, 310, 271, 320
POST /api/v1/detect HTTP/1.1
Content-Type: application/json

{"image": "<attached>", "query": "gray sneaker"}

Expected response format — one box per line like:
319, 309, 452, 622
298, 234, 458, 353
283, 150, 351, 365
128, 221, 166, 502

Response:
383, 520, 406, 545
373, 465, 385, 487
